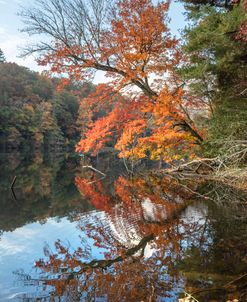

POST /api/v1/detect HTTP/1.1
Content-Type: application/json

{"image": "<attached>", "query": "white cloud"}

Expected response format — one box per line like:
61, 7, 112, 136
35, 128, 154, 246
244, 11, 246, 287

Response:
0, 237, 26, 256
0, 26, 6, 35
0, 28, 44, 71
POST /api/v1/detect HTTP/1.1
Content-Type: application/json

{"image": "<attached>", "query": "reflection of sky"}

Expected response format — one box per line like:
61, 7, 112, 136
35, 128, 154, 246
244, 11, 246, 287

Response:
0, 215, 102, 301
180, 203, 211, 249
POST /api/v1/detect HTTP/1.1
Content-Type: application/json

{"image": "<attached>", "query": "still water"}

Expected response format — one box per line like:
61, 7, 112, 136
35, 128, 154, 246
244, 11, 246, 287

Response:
0, 152, 246, 301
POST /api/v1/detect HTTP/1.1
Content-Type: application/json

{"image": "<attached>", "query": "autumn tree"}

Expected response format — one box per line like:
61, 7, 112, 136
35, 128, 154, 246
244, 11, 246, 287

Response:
20, 0, 204, 162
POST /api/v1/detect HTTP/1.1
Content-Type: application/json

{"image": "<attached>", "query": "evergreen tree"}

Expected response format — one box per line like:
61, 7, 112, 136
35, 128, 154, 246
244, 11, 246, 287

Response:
0, 49, 6, 63
180, 1, 247, 157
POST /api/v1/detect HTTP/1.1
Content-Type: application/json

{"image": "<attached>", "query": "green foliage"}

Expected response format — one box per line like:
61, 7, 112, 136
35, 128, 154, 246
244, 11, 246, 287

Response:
202, 98, 247, 157
181, 3, 247, 99
53, 91, 79, 139
181, 0, 236, 9
181, 2, 247, 158
0, 63, 94, 151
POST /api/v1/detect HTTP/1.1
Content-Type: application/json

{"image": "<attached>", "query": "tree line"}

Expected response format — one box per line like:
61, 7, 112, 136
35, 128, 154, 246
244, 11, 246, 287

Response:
0, 60, 94, 151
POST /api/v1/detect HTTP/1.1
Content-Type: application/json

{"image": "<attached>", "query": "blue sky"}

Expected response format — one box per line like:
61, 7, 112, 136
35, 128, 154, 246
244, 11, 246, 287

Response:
0, 0, 186, 75
0, 0, 42, 70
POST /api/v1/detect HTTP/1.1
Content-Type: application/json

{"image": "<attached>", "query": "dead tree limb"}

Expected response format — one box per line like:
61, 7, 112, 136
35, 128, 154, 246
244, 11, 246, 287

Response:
10, 176, 17, 201
82, 165, 106, 177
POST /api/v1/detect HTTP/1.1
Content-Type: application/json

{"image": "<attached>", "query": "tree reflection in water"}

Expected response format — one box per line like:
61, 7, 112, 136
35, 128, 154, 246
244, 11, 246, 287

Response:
14, 172, 247, 301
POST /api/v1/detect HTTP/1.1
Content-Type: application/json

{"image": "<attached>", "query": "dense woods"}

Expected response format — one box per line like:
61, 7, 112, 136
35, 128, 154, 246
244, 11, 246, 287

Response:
0, 62, 94, 151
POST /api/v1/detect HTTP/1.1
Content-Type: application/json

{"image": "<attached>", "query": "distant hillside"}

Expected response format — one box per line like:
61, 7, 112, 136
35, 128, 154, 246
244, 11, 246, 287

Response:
0, 62, 94, 151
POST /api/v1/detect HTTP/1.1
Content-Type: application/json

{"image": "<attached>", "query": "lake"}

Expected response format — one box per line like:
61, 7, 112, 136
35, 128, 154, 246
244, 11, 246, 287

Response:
0, 151, 246, 301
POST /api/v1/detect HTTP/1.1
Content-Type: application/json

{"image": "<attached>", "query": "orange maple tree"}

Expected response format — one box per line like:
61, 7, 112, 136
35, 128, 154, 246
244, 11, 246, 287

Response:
22, 0, 204, 161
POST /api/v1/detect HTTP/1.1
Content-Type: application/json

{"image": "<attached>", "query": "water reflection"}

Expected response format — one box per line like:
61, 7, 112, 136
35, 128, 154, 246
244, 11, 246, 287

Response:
0, 152, 92, 233
0, 152, 246, 301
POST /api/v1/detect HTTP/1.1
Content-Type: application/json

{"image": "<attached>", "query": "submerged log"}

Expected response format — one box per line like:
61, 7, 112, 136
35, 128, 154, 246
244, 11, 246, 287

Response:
10, 175, 17, 201
10, 175, 17, 189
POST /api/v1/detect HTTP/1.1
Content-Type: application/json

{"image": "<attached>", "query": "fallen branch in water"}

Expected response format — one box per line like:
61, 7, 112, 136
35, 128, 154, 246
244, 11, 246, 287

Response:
153, 147, 247, 187
146, 147, 247, 209
167, 157, 219, 174
10, 176, 17, 201
11, 175, 17, 189
188, 272, 247, 299
82, 165, 106, 177
224, 272, 247, 288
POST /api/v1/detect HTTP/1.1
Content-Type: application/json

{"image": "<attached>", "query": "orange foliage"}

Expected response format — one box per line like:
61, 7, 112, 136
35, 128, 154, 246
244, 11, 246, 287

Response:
76, 84, 199, 160
100, 0, 179, 86
76, 91, 144, 155
33, 174, 201, 300
75, 176, 113, 212
37, 0, 203, 161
